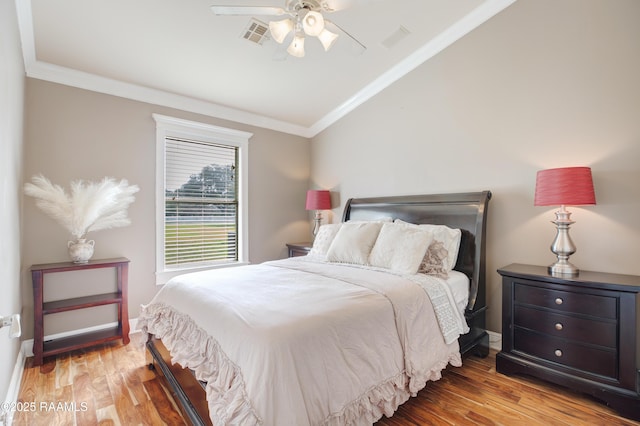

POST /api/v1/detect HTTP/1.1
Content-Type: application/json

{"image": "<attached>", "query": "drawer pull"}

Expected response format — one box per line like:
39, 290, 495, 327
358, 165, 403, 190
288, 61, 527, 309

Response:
555, 349, 563, 357
555, 298, 563, 305
555, 323, 563, 331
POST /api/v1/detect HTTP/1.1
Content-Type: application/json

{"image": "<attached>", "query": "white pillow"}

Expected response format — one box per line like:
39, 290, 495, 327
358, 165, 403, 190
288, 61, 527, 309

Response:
326, 222, 383, 265
394, 220, 462, 271
308, 224, 342, 257
369, 223, 434, 275
347, 217, 393, 223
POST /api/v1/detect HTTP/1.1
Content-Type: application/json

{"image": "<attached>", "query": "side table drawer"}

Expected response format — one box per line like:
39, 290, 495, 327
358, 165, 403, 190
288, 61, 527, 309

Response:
514, 283, 617, 319
514, 305, 617, 348
514, 328, 617, 378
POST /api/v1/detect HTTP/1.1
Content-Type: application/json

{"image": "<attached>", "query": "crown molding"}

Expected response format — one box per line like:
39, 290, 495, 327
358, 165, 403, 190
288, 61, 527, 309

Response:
15, 0, 516, 139
25, 60, 313, 137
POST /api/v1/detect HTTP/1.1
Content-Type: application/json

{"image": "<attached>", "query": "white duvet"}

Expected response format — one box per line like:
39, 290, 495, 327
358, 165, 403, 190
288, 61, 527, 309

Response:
138, 257, 468, 425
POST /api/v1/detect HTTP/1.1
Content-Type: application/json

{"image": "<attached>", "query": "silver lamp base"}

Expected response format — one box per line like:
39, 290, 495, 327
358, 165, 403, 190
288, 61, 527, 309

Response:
548, 206, 579, 277
312, 210, 322, 239
548, 260, 579, 277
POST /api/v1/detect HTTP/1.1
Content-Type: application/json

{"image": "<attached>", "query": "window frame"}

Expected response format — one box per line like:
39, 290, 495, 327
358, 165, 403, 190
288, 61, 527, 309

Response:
153, 114, 251, 284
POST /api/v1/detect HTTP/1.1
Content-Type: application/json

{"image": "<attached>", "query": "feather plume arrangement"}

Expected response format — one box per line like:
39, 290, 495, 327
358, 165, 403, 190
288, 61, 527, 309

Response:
24, 175, 140, 239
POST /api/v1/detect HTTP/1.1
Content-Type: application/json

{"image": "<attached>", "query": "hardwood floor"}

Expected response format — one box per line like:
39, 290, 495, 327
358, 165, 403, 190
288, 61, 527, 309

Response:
13, 332, 639, 425
376, 355, 640, 426
13, 333, 184, 426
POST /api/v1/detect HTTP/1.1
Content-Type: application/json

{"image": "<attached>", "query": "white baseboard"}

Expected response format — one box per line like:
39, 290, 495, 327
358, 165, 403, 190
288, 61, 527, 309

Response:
487, 330, 502, 352
0, 343, 26, 426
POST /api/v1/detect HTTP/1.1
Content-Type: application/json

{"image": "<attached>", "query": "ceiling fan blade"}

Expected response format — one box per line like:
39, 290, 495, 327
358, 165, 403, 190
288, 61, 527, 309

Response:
325, 20, 366, 55
211, 5, 287, 16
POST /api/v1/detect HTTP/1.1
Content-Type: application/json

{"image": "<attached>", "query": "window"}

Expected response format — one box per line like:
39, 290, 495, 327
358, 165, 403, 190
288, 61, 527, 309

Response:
154, 114, 251, 284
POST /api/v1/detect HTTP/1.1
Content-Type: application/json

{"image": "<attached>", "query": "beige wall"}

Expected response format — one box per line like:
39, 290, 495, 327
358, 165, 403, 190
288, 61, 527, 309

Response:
0, 0, 25, 403
0, 1, 24, 402
22, 79, 311, 339
311, 0, 640, 333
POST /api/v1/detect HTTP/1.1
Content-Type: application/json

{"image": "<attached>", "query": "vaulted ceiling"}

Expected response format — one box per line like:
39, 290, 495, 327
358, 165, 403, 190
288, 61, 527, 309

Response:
16, 0, 515, 137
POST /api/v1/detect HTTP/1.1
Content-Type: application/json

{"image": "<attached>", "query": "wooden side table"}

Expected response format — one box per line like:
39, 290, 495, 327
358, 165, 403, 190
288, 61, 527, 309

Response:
31, 257, 130, 366
497, 263, 640, 421
286, 242, 312, 257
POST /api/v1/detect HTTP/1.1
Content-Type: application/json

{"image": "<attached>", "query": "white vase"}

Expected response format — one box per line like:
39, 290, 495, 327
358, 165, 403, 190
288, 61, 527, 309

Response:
67, 238, 95, 263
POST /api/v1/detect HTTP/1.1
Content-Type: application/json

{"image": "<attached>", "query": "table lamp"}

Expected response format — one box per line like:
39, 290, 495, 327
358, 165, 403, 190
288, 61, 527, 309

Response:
534, 166, 596, 276
305, 190, 331, 238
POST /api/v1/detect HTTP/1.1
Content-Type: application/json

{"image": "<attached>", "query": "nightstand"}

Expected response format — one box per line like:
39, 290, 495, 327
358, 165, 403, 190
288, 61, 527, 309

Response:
31, 257, 130, 366
497, 263, 640, 421
286, 242, 312, 257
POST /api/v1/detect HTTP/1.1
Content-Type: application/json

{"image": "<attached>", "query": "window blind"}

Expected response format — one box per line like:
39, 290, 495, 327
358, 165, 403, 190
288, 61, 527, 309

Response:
164, 137, 238, 267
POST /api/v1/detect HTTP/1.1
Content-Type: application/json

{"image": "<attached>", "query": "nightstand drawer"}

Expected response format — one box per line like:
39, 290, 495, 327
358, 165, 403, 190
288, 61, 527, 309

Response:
514, 283, 617, 319
514, 305, 617, 348
514, 328, 617, 378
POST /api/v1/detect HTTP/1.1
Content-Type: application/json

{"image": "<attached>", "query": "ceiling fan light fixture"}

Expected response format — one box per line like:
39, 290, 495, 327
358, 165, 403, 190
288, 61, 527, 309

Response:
269, 18, 294, 44
287, 33, 305, 57
317, 28, 338, 51
302, 10, 324, 36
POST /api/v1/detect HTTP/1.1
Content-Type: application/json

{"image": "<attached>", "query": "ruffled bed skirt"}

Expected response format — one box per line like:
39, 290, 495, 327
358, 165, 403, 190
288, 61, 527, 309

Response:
138, 303, 461, 426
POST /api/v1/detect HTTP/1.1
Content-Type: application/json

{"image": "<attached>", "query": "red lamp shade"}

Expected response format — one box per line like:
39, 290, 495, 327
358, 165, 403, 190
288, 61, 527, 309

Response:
534, 167, 596, 206
305, 190, 331, 210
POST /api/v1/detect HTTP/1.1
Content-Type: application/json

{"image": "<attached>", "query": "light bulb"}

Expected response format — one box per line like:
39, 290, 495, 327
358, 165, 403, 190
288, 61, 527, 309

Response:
287, 34, 305, 57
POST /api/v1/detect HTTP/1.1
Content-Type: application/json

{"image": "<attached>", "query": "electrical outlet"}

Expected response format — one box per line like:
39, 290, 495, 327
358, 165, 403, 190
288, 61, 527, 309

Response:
9, 314, 21, 338
0, 314, 21, 338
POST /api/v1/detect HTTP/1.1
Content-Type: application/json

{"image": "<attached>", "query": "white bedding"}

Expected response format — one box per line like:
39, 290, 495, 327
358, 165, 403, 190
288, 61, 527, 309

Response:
440, 270, 471, 315
138, 257, 469, 425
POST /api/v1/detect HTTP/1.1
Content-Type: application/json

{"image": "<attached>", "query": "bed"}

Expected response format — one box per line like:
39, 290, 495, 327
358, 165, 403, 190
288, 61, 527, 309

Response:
139, 191, 491, 425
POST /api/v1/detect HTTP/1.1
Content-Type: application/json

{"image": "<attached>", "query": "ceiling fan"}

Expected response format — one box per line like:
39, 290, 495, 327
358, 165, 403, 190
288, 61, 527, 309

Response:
211, 0, 366, 58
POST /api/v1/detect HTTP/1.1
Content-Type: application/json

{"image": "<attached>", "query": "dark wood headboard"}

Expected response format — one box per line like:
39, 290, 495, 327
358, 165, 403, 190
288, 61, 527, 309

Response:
342, 191, 492, 355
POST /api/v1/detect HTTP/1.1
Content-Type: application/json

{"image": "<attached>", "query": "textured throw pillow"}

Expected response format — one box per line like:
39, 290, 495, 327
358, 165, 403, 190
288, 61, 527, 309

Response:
417, 240, 450, 278
326, 222, 383, 265
369, 223, 434, 275
308, 224, 342, 257
394, 220, 462, 271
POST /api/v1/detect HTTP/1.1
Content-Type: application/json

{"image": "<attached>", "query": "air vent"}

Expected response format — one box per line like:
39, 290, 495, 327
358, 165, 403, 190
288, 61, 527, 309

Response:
381, 26, 410, 49
242, 19, 270, 45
